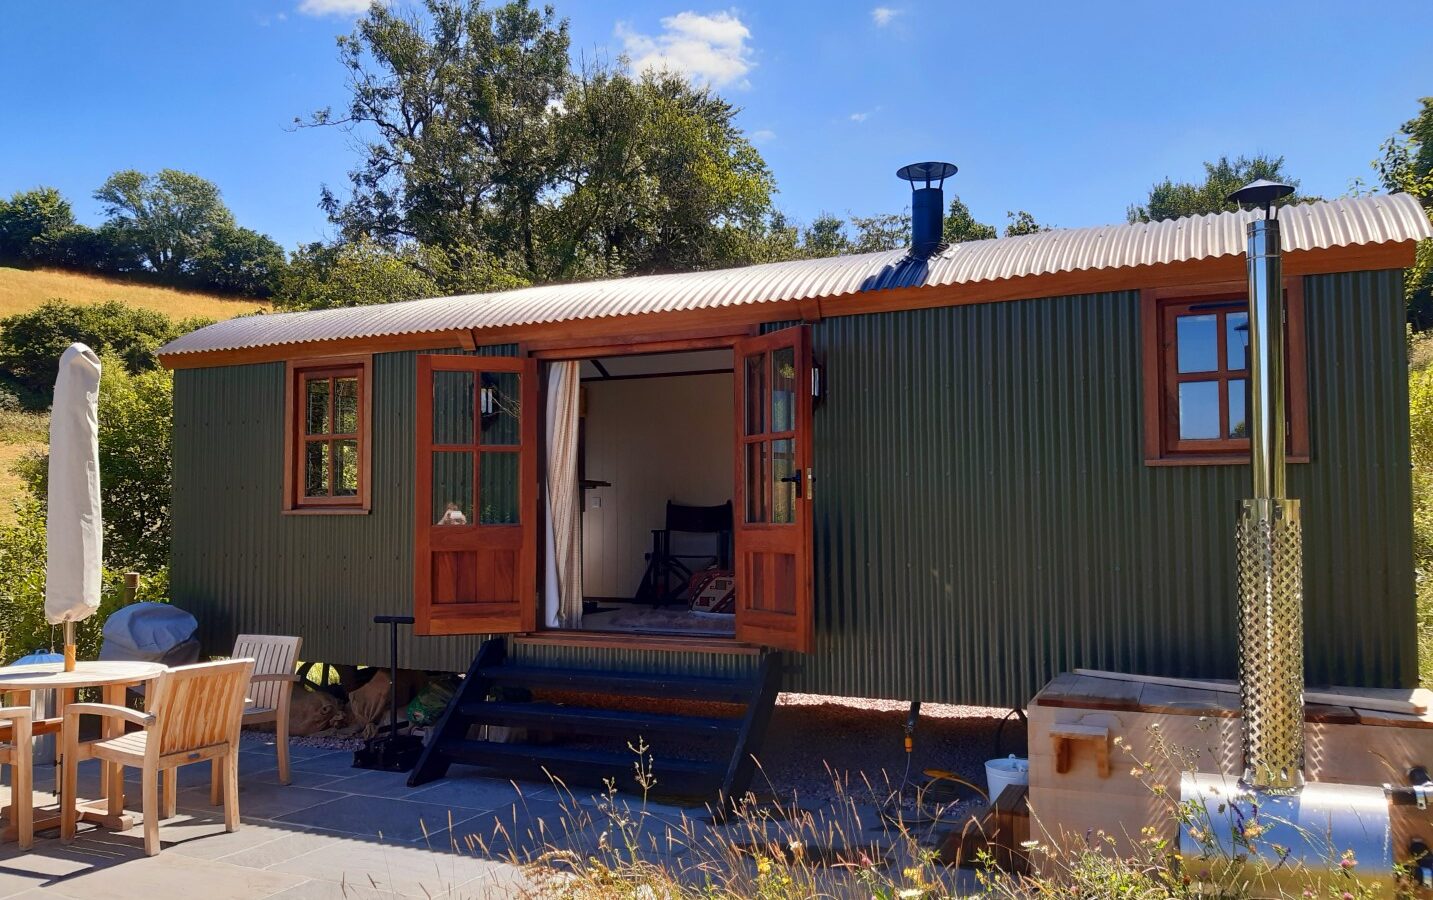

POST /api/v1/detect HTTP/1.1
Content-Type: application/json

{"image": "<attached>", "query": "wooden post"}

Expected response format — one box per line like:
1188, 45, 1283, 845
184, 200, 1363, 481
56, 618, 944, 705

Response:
62, 621, 76, 673
121, 572, 140, 606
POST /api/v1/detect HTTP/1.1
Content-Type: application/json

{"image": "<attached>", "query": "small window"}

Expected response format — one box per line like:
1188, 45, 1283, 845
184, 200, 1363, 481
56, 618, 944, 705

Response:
285, 356, 371, 512
1142, 284, 1308, 464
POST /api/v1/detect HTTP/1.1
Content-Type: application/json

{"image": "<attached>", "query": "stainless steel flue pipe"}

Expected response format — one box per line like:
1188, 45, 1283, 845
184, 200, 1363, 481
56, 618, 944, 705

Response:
1231, 181, 1304, 793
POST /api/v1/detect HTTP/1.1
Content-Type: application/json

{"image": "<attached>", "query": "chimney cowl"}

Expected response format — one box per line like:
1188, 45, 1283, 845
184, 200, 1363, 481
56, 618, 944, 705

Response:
897, 161, 957, 259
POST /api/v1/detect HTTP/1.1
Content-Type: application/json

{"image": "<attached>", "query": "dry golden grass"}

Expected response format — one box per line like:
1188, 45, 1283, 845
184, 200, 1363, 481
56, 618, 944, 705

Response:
0, 266, 267, 321
0, 410, 47, 522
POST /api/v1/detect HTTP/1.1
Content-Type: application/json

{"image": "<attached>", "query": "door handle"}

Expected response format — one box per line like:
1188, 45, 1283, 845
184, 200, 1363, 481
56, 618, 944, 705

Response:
779, 468, 803, 498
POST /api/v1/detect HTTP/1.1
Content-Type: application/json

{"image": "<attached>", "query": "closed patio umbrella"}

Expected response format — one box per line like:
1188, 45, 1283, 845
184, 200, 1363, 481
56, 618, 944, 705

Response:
45, 343, 102, 671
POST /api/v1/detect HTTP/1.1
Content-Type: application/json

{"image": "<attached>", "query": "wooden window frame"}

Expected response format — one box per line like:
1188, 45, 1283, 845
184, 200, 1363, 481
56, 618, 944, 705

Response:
283, 355, 373, 513
1142, 281, 1308, 466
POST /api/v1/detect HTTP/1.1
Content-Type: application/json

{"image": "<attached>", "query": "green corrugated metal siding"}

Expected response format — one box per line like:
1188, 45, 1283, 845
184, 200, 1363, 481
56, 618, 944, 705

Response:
170, 271, 1416, 705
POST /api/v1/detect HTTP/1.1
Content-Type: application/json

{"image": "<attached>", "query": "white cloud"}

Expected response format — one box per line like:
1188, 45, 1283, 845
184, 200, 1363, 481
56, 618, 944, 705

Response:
297, 0, 374, 17
871, 6, 900, 26
849, 112, 869, 123
617, 10, 754, 89
750, 128, 776, 144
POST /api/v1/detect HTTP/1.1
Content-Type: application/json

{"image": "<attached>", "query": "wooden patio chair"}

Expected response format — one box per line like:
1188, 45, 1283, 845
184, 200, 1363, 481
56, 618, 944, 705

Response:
0, 707, 33, 849
222, 634, 302, 796
60, 658, 254, 856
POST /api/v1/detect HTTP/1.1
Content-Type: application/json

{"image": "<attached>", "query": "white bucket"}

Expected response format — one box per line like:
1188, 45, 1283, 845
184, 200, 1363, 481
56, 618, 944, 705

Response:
985, 755, 1029, 801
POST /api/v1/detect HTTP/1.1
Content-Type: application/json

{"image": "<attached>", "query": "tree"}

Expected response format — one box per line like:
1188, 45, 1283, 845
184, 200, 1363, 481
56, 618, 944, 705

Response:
309, 1, 777, 281
1128, 154, 1305, 223
310, 0, 570, 270
0, 187, 75, 262
94, 169, 235, 280
943, 195, 997, 244
801, 213, 851, 258
1372, 97, 1433, 329
849, 212, 909, 253
544, 68, 774, 278
190, 225, 286, 297
275, 239, 440, 311
1004, 210, 1046, 236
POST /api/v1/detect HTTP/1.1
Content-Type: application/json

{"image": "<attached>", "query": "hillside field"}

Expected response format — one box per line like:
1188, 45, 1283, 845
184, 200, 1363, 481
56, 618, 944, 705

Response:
0, 267, 266, 523
0, 266, 268, 320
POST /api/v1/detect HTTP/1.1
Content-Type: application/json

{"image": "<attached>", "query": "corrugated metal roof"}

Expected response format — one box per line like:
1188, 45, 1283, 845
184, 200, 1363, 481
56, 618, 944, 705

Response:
160, 193, 1433, 357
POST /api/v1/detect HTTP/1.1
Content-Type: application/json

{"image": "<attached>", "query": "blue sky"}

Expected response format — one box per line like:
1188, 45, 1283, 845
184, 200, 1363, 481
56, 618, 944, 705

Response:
3, 1, 1428, 251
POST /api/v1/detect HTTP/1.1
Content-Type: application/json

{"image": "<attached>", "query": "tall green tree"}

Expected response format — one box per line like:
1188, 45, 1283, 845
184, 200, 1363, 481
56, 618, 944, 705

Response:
0, 187, 75, 261
1372, 97, 1433, 329
943, 195, 997, 243
309, 0, 570, 271
544, 68, 773, 278
94, 169, 236, 280
310, 0, 775, 281
1127, 154, 1305, 223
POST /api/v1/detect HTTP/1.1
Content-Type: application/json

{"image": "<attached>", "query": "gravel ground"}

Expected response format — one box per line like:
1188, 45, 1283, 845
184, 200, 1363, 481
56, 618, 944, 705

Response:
752, 693, 1026, 809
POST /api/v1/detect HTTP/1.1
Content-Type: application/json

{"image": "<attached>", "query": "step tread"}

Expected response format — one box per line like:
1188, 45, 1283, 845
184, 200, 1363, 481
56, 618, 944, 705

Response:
476, 664, 756, 702
460, 700, 743, 737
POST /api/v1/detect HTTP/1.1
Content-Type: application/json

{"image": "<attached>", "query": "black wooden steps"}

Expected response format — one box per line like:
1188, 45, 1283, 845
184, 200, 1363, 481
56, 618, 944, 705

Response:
477, 665, 756, 704
407, 637, 781, 804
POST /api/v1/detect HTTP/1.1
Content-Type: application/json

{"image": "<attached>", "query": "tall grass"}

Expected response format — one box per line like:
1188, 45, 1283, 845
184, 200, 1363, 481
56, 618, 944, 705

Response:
456, 738, 1405, 899
0, 266, 266, 320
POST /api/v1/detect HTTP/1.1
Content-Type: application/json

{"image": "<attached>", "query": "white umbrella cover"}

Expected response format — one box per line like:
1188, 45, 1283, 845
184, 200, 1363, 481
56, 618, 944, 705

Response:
45, 343, 102, 628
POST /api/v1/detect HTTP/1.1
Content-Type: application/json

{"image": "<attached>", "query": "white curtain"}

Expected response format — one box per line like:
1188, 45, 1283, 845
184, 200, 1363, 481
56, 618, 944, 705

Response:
543, 361, 583, 628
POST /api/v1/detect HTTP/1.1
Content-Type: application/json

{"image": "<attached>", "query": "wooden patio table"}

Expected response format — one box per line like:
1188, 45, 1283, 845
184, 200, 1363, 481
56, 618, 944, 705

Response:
0, 660, 166, 840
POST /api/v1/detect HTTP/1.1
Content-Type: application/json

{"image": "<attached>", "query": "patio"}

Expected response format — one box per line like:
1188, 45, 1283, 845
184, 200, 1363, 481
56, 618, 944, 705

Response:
0, 730, 985, 898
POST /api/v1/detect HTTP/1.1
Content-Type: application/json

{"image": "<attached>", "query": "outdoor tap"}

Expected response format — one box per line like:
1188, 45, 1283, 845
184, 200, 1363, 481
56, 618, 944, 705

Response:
904, 701, 921, 753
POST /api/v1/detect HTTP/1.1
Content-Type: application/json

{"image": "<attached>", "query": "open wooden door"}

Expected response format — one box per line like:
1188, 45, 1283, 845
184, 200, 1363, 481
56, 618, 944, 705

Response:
415, 354, 539, 636
732, 326, 814, 652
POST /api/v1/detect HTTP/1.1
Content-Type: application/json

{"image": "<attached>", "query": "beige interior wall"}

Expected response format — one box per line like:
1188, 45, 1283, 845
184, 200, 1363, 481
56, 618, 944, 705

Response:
581, 372, 734, 599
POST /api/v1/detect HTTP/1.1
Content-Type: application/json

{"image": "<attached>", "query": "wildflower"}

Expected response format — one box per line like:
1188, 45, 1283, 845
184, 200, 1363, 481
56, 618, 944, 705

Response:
897, 890, 925, 899
1243, 822, 1264, 840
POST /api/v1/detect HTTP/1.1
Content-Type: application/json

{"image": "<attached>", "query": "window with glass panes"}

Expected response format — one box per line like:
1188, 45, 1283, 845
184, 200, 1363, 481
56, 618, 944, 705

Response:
1146, 287, 1307, 462
287, 360, 369, 509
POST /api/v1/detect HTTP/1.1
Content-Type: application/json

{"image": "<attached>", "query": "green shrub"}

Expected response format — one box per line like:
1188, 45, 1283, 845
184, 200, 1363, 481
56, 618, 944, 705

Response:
0, 498, 168, 664
0, 187, 75, 263
15, 358, 174, 573
0, 299, 209, 402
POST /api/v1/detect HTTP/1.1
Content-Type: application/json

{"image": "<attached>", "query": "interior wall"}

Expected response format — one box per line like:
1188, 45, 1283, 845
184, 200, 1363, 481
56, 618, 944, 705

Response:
581, 372, 734, 599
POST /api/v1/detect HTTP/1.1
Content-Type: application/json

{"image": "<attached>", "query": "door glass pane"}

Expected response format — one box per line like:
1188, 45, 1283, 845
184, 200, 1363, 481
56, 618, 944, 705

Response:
1227, 312, 1249, 371
334, 377, 359, 434
771, 438, 796, 524
432, 451, 473, 525
745, 441, 767, 523
334, 439, 359, 496
1176, 314, 1218, 373
744, 353, 765, 436
1229, 378, 1247, 439
433, 370, 475, 445
303, 440, 329, 496
771, 347, 795, 433
305, 378, 330, 435
1178, 381, 1221, 440
480, 371, 521, 446
479, 451, 519, 524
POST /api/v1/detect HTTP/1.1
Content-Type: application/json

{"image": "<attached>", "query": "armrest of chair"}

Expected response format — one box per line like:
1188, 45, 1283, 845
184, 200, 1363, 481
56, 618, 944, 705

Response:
63, 702, 155, 729
0, 706, 32, 723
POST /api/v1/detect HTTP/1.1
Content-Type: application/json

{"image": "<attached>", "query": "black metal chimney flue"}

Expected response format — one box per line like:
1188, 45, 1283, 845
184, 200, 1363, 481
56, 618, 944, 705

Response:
897, 161, 957, 258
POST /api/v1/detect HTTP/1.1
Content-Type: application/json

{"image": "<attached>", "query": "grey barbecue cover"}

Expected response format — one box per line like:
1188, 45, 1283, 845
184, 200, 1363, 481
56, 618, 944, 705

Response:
97, 602, 199, 662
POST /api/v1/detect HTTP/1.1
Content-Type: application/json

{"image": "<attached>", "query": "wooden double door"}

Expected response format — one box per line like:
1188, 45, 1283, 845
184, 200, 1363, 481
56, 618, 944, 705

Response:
414, 327, 814, 652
